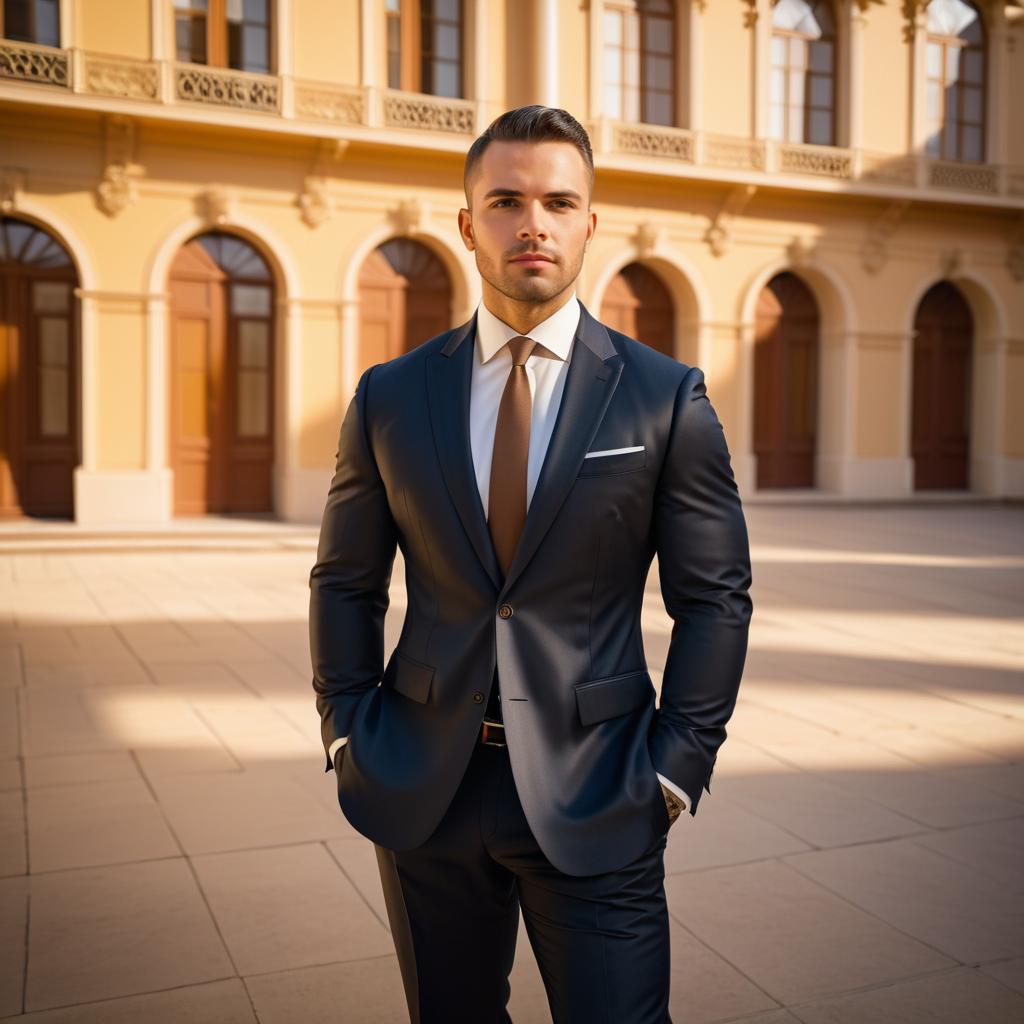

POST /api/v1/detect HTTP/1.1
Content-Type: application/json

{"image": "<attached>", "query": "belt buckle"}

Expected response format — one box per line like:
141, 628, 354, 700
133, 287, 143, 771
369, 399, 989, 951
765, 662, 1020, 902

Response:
480, 718, 506, 747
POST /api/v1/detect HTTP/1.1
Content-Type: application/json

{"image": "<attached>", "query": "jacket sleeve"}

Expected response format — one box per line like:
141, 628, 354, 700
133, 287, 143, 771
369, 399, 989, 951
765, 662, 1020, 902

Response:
309, 364, 399, 772
649, 365, 753, 813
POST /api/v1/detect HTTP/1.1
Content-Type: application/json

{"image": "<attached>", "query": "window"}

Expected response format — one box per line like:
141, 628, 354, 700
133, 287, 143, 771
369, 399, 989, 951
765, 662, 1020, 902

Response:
769, 0, 836, 146
174, 0, 272, 74
0, 0, 60, 46
602, 0, 675, 126
924, 0, 985, 162
387, 0, 463, 99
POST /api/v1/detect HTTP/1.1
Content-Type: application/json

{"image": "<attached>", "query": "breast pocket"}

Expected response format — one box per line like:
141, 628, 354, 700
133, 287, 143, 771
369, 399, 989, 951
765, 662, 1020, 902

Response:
578, 446, 647, 477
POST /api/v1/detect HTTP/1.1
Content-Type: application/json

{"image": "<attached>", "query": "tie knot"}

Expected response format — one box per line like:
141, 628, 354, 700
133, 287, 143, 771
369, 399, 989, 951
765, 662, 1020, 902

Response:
507, 336, 537, 367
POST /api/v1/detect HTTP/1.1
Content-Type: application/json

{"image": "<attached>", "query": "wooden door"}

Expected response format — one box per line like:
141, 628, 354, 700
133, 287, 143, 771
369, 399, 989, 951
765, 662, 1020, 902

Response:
754, 272, 819, 489
357, 238, 451, 380
0, 218, 79, 518
599, 263, 675, 357
169, 233, 275, 515
912, 282, 971, 490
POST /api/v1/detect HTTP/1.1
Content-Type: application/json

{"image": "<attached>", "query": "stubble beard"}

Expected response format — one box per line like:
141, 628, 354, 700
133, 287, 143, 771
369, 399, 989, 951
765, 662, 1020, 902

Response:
475, 246, 586, 307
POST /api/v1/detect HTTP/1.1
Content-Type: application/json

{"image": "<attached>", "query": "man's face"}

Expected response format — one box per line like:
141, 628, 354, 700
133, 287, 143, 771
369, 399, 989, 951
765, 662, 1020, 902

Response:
458, 140, 596, 306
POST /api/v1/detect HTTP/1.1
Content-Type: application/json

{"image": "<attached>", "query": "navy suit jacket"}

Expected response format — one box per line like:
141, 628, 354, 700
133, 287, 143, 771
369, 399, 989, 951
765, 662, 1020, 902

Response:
310, 300, 753, 877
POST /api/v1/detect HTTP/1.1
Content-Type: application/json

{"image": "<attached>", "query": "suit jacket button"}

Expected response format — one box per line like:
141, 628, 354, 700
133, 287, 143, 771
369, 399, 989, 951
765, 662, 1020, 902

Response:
498, 603, 513, 619
472, 691, 484, 703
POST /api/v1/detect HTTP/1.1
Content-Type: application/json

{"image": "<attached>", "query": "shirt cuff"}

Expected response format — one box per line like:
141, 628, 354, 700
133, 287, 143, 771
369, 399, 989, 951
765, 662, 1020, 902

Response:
656, 772, 691, 814
328, 736, 349, 769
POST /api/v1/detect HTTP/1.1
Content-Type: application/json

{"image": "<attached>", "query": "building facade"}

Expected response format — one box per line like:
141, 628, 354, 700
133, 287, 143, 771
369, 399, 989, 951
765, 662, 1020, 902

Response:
0, 0, 1021, 523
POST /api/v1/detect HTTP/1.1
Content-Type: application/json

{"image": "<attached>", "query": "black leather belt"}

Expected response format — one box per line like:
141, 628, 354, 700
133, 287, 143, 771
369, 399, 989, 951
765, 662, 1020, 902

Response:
479, 718, 506, 746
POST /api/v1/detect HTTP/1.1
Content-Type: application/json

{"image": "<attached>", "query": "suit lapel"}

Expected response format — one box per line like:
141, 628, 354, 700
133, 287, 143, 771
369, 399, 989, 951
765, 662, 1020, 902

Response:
426, 314, 502, 591
425, 301, 623, 597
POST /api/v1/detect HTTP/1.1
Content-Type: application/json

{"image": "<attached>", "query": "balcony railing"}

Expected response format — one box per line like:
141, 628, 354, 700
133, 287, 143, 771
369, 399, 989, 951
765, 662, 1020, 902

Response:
0, 38, 1021, 206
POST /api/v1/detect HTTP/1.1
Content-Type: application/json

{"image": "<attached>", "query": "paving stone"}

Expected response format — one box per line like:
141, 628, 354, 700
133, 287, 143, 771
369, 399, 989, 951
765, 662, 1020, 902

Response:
325, 837, 390, 929
193, 843, 393, 975
24, 751, 139, 789
27, 778, 179, 873
663, 794, 811, 874
25, 858, 233, 1011
980, 957, 1024, 996
0, 761, 20, 792
0, 693, 18, 758
149, 767, 353, 854
0, 876, 27, 1016
910, 816, 1024, 887
665, 860, 951, 1005
793, 966, 1024, 1023
0, 792, 25, 877
785, 839, 1024, 963
0, 978, 255, 1023
244, 957, 408, 1024
711, 770, 923, 849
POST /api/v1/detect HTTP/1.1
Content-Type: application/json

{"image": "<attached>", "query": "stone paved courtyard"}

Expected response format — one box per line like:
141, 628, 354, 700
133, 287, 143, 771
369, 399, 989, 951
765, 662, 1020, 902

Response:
0, 503, 1022, 1023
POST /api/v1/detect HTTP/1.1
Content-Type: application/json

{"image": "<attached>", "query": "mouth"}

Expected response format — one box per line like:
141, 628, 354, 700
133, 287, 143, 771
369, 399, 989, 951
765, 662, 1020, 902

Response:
510, 254, 555, 267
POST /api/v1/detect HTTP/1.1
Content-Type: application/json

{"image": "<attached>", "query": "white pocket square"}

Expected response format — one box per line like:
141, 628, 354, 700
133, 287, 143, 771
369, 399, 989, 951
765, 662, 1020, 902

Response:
584, 445, 645, 459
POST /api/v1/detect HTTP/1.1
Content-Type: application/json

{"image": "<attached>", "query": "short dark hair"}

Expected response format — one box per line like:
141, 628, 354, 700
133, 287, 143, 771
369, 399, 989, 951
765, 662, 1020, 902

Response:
463, 105, 594, 207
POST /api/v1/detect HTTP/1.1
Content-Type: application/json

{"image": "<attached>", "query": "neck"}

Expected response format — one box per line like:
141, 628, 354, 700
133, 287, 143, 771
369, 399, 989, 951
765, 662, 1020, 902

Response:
481, 282, 575, 335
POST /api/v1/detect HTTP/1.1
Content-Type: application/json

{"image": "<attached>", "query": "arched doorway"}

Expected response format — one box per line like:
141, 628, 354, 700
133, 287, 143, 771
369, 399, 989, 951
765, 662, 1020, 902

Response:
599, 263, 675, 357
0, 217, 79, 518
754, 271, 819, 488
911, 281, 972, 490
168, 232, 275, 515
357, 238, 452, 377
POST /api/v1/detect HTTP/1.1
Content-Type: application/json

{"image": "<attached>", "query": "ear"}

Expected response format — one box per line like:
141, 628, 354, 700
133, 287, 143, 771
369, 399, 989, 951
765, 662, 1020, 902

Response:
458, 207, 475, 250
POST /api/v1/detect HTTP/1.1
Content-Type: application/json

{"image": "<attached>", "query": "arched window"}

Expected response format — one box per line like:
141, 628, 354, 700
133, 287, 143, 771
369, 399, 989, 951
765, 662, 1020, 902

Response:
173, 0, 273, 74
769, 0, 836, 146
0, 0, 59, 46
602, 0, 676, 126
925, 0, 985, 163
386, 0, 463, 99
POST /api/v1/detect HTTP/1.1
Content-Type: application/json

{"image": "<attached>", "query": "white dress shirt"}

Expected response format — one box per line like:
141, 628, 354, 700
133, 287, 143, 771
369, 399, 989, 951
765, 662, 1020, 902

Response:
329, 291, 691, 813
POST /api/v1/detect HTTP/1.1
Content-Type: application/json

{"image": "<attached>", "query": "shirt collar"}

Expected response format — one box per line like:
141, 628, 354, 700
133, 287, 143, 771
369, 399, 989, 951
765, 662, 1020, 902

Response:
475, 291, 580, 365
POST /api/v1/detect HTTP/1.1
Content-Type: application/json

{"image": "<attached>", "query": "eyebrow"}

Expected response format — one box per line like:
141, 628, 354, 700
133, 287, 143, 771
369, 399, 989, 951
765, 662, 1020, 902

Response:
482, 188, 583, 202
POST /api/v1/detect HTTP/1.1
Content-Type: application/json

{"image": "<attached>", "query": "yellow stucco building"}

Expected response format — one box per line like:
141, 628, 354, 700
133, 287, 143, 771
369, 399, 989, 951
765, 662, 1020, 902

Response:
0, 0, 1021, 523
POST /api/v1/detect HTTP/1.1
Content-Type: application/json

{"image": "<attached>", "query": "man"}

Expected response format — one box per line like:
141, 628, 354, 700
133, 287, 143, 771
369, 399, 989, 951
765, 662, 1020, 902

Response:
310, 106, 752, 1023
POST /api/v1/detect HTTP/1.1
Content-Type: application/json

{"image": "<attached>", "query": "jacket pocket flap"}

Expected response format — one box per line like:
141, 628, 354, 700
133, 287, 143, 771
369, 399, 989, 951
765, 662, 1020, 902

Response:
578, 448, 647, 477
390, 650, 435, 704
575, 670, 654, 726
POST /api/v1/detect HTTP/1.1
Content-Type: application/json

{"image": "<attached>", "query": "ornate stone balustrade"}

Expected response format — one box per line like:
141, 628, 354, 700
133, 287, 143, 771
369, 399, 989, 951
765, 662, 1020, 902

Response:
0, 38, 70, 87
0, 45, 1021, 207
82, 53, 158, 101
612, 123, 695, 162
381, 90, 475, 134
294, 81, 364, 124
777, 141, 853, 179
928, 159, 999, 195
174, 63, 280, 113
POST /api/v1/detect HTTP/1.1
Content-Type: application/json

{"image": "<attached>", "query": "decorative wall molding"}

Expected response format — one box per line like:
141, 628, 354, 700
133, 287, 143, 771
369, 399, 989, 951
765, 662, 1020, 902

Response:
0, 167, 26, 214
861, 199, 911, 275
196, 186, 238, 226
96, 115, 139, 218
613, 123, 695, 162
390, 197, 430, 235
705, 184, 757, 257
635, 221, 665, 259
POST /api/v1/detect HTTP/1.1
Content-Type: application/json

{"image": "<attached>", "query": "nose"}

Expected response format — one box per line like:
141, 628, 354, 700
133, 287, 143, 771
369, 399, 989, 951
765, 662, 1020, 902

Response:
516, 200, 550, 241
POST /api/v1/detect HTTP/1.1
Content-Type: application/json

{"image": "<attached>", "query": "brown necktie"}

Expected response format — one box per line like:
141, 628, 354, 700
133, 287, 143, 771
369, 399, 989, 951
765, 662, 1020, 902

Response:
488, 335, 538, 578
